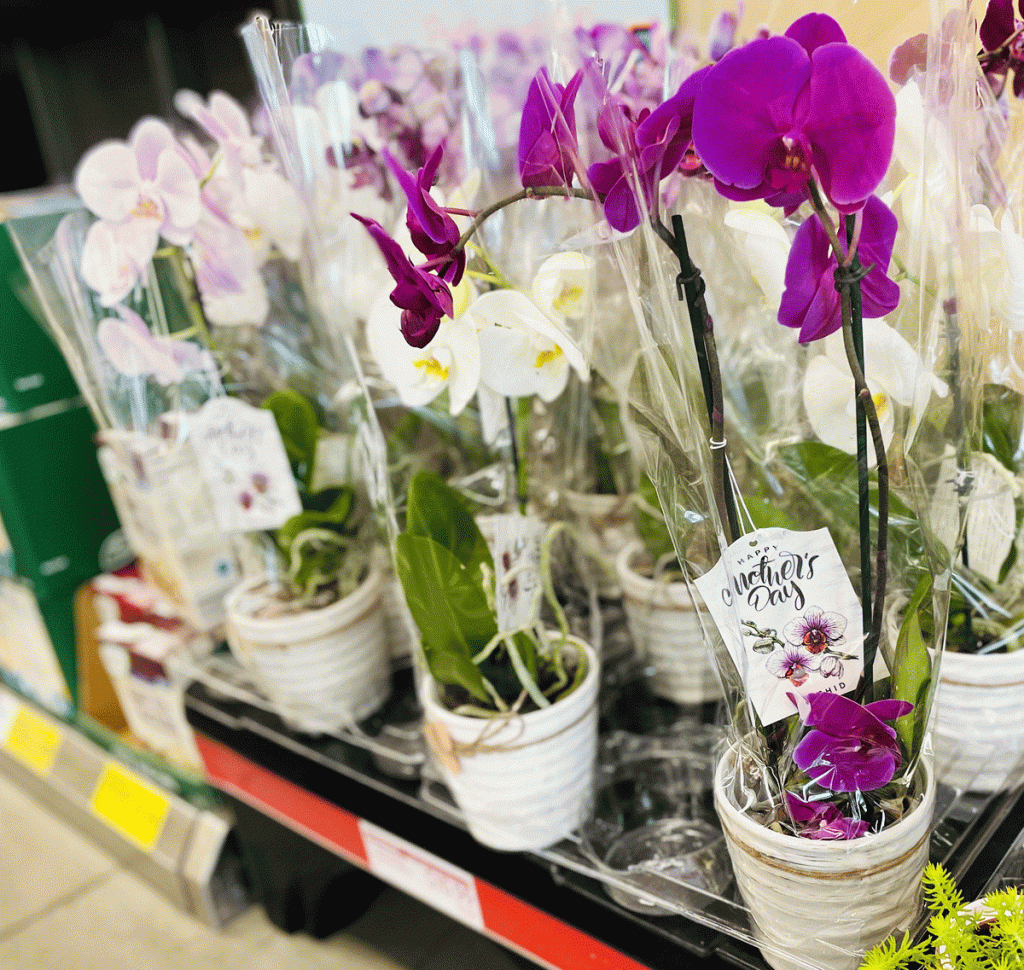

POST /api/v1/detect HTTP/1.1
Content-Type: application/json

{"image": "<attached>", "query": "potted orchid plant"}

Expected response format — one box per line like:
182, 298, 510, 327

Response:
559, 8, 985, 969
884, 1, 1024, 796
10, 89, 303, 631
223, 388, 392, 735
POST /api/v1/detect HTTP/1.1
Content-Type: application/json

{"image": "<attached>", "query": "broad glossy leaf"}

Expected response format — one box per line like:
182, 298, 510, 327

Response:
396, 532, 495, 703
406, 470, 492, 576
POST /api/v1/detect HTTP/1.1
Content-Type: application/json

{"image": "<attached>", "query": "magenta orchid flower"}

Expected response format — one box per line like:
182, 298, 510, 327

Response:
691, 13, 896, 214
352, 213, 452, 348
97, 306, 215, 385
791, 692, 913, 793
981, 0, 1024, 97
587, 67, 709, 233
783, 606, 847, 653
518, 67, 583, 190
766, 647, 821, 686
75, 118, 201, 251
779, 194, 900, 343
384, 145, 464, 285
785, 793, 869, 840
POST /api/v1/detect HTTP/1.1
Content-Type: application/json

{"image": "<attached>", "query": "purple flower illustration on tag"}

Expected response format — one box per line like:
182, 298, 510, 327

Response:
766, 647, 820, 686
784, 606, 847, 653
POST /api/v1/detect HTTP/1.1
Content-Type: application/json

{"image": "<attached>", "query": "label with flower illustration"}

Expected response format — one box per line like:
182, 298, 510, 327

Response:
693, 527, 863, 726
189, 397, 302, 532
490, 513, 546, 633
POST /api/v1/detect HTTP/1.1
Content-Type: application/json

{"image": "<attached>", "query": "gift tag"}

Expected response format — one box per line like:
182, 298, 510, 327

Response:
693, 528, 863, 726
189, 398, 302, 532
490, 513, 545, 632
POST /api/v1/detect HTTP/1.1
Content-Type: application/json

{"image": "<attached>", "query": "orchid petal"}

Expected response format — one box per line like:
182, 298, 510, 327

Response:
692, 37, 811, 194
803, 354, 894, 460
75, 142, 141, 221
130, 118, 178, 181
784, 13, 846, 54
531, 252, 591, 322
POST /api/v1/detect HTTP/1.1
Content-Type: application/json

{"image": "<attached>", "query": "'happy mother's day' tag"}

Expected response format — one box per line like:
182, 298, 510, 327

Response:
693, 528, 863, 726
190, 398, 302, 533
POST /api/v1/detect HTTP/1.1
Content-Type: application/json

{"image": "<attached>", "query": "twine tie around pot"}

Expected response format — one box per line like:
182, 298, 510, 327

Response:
423, 695, 599, 775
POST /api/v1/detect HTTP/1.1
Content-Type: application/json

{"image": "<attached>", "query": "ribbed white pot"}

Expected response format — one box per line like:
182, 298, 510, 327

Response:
616, 541, 720, 705
933, 647, 1024, 792
225, 564, 391, 733
421, 638, 599, 851
715, 744, 934, 970
565, 491, 635, 598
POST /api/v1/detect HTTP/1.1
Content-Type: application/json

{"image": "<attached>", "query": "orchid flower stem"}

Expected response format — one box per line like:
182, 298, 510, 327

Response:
506, 396, 528, 513
847, 214, 873, 691
466, 242, 514, 290
445, 186, 594, 271
807, 182, 888, 699
165, 247, 220, 355
945, 298, 972, 643
658, 214, 740, 544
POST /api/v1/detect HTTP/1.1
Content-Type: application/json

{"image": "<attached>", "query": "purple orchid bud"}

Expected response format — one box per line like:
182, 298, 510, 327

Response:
779, 195, 900, 343
791, 692, 913, 794
352, 213, 452, 348
691, 17, 896, 213
888, 33, 929, 86
384, 145, 465, 286
785, 793, 869, 840
518, 67, 584, 190
708, 11, 739, 62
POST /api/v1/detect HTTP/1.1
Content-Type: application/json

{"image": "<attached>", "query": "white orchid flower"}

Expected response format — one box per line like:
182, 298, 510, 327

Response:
999, 210, 1024, 332
724, 205, 791, 310
366, 277, 479, 415
531, 252, 592, 323
470, 289, 587, 402
802, 319, 947, 462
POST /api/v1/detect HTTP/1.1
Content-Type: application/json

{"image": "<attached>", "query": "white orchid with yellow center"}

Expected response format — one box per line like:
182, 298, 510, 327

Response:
802, 318, 947, 463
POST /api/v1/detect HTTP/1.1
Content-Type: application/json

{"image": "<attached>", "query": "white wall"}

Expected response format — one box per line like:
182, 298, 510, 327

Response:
298, 1, 669, 52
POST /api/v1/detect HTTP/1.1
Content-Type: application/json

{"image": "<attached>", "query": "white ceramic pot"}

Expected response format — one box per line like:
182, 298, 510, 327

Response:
565, 491, 636, 599
225, 564, 391, 733
933, 647, 1024, 792
715, 743, 935, 970
421, 638, 599, 851
617, 541, 720, 705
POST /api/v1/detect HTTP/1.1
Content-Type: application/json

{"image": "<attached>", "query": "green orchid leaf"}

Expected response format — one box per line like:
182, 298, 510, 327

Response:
633, 474, 675, 562
275, 489, 356, 555
395, 532, 495, 703
406, 470, 492, 577
892, 574, 933, 755
262, 389, 319, 490
743, 495, 798, 531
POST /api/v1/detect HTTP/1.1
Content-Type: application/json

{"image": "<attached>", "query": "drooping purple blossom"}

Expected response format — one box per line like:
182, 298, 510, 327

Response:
785, 793, 869, 840
691, 13, 896, 214
587, 66, 709, 233
779, 194, 900, 343
352, 213, 452, 348
384, 145, 464, 285
980, 0, 1024, 97
518, 68, 583, 190
708, 8, 741, 62
783, 607, 847, 653
791, 692, 913, 794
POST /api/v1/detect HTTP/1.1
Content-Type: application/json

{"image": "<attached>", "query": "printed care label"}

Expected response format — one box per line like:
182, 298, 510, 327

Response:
90, 762, 170, 851
189, 398, 302, 533
490, 513, 545, 632
358, 820, 484, 929
693, 527, 863, 726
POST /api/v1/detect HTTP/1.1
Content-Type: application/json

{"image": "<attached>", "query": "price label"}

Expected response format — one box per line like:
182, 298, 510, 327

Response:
90, 763, 170, 851
358, 820, 484, 930
4, 705, 61, 776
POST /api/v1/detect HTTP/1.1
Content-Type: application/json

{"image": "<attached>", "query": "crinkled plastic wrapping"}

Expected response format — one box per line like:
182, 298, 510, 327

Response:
559, 0, 992, 845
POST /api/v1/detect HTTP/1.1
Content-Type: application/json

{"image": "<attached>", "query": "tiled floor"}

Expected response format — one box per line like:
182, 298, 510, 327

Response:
0, 774, 534, 970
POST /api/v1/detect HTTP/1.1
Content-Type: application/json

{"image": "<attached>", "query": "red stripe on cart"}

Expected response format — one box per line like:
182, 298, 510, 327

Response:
476, 881, 655, 970
194, 733, 368, 865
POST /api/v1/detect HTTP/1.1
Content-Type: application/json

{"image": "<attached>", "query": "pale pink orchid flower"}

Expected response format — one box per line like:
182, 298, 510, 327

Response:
75, 118, 201, 253
174, 90, 264, 179
97, 306, 215, 385
80, 219, 155, 307
191, 214, 269, 327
